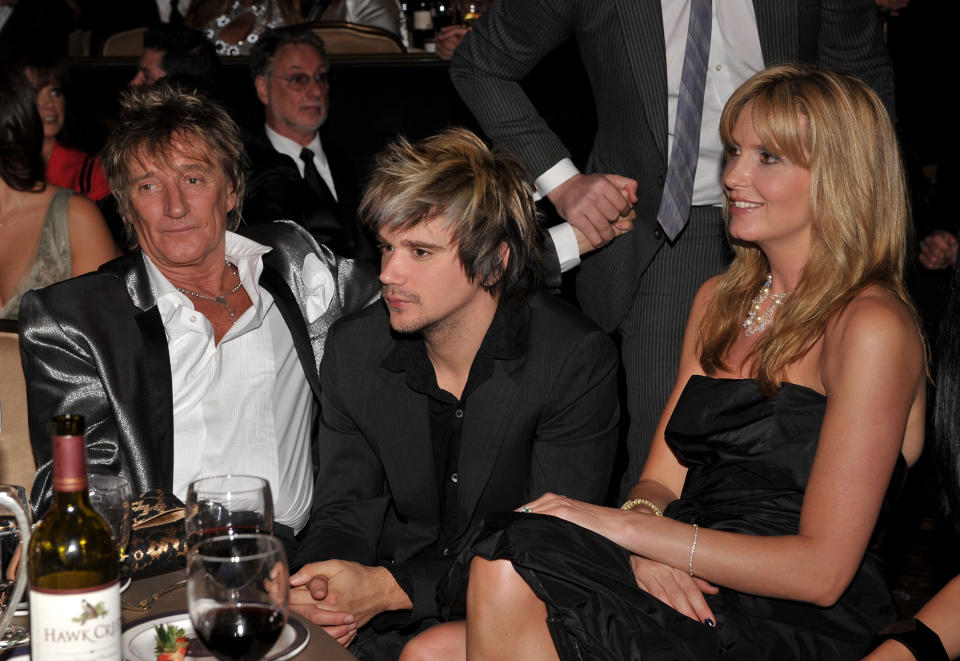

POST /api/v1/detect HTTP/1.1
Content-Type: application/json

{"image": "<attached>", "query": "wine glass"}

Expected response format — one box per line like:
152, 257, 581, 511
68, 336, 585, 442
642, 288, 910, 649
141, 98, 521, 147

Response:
0, 485, 31, 649
187, 534, 288, 661
456, 0, 488, 25
185, 476, 273, 547
87, 475, 132, 560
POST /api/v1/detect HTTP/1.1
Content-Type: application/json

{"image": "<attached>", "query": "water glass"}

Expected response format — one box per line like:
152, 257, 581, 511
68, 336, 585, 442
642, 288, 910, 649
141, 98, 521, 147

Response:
0, 485, 31, 649
87, 475, 132, 559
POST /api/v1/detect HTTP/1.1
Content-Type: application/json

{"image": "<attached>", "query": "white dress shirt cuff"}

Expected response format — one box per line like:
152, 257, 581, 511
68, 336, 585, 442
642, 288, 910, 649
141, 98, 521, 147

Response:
549, 223, 580, 272
534, 158, 580, 201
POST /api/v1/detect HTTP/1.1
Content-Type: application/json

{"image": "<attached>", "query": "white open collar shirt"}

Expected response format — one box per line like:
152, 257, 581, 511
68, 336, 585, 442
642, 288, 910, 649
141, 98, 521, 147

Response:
143, 231, 324, 534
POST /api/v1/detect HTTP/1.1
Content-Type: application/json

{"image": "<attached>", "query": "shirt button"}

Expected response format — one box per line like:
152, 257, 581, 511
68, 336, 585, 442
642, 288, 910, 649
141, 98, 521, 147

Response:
442, 547, 450, 556
189, 315, 197, 323
451, 473, 458, 483
715, 63, 723, 71
455, 409, 463, 418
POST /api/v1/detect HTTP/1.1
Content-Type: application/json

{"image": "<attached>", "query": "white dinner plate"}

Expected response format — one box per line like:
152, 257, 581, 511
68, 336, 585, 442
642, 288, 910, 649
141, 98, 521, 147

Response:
14, 575, 132, 617
121, 610, 309, 661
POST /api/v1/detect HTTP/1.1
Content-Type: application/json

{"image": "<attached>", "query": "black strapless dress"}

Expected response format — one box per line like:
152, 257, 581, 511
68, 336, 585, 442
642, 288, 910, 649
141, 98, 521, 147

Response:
444, 376, 902, 660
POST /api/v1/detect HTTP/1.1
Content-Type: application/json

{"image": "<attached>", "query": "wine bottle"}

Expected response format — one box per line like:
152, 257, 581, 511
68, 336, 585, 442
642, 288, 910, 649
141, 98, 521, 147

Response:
29, 414, 122, 660
412, 0, 435, 50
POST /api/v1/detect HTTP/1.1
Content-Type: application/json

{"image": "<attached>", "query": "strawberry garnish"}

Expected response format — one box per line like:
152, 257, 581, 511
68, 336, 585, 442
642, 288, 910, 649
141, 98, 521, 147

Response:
154, 623, 189, 661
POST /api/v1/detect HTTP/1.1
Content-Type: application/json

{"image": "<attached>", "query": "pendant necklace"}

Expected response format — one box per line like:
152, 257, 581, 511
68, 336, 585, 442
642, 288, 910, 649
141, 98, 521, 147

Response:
175, 260, 244, 321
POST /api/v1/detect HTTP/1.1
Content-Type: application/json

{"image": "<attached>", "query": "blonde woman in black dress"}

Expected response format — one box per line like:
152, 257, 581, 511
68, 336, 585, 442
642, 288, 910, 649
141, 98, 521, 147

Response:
401, 64, 927, 661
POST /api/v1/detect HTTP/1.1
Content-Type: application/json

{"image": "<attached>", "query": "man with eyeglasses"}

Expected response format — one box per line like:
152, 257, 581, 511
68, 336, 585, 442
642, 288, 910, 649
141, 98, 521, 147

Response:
244, 27, 373, 261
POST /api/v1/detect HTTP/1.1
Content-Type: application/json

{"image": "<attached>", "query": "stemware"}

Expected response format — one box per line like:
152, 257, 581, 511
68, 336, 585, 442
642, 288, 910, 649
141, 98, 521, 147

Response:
456, 0, 488, 25
0, 485, 31, 649
185, 475, 273, 547
87, 474, 132, 559
187, 534, 288, 661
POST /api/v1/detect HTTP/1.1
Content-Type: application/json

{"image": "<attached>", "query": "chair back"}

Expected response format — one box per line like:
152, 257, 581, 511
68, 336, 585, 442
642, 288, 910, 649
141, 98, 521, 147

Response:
0, 319, 35, 489
101, 26, 148, 56
307, 21, 405, 54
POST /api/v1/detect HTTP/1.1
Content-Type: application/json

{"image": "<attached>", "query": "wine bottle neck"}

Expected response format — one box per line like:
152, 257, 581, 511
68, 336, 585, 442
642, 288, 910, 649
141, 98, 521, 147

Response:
51, 434, 89, 493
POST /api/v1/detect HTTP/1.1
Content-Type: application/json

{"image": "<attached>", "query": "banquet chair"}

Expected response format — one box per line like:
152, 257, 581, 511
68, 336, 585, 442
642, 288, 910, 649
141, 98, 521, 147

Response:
101, 26, 148, 56
0, 319, 35, 490
307, 21, 405, 54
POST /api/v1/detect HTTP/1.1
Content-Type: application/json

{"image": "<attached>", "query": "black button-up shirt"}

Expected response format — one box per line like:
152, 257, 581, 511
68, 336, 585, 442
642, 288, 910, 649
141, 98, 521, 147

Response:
378, 301, 527, 602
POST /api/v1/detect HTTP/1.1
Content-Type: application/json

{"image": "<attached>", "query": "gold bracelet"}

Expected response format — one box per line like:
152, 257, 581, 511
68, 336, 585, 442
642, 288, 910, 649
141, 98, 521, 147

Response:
688, 523, 699, 577
620, 498, 663, 517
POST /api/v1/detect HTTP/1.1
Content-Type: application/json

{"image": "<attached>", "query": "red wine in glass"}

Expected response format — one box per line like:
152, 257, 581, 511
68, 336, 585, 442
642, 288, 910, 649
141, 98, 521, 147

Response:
194, 604, 284, 661
187, 534, 289, 661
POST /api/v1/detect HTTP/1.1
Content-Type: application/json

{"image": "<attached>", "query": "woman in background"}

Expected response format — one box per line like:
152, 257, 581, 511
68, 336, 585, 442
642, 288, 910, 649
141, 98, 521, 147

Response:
186, 0, 301, 55
402, 64, 926, 660
0, 66, 116, 320
22, 59, 111, 204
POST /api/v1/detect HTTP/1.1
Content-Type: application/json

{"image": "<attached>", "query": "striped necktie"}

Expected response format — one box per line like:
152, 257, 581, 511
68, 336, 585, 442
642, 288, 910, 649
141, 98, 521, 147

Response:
656, 0, 712, 241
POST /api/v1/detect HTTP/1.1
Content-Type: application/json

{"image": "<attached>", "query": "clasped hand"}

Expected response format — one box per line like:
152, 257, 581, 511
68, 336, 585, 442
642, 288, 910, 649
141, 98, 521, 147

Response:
547, 173, 639, 248
289, 559, 408, 647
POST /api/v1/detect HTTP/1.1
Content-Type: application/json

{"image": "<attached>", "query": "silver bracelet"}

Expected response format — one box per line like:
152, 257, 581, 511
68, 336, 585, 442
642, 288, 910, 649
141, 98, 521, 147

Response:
688, 523, 699, 577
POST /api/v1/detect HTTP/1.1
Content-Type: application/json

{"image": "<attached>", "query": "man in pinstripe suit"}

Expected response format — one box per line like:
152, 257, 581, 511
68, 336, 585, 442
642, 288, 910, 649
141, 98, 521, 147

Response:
450, 0, 894, 499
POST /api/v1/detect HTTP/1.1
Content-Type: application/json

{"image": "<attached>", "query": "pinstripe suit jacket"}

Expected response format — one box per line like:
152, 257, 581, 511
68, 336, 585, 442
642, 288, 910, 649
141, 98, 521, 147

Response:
450, 0, 894, 332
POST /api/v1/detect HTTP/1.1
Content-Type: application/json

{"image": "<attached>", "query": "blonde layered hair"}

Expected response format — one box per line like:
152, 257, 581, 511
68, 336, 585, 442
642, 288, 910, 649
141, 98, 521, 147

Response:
360, 128, 545, 302
700, 64, 916, 393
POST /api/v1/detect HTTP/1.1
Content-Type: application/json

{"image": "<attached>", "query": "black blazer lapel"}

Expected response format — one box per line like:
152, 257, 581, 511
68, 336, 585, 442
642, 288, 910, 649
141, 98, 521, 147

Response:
372, 367, 440, 523
614, 0, 670, 161
457, 355, 526, 523
134, 307, 175, 487
114, 254, 175, 487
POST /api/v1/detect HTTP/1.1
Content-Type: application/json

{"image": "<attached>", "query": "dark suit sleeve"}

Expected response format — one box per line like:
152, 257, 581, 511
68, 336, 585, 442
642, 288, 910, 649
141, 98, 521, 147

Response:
817, 0, 896, 122
19, 290, 124, 514
295, 328, 391, 569
526, 326, 619, 504
449, 0, 577, 179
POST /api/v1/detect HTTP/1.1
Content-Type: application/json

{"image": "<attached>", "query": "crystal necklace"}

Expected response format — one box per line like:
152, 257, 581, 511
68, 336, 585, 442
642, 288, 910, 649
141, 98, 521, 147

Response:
742, 274, 789, 337
175, 260, 244, 321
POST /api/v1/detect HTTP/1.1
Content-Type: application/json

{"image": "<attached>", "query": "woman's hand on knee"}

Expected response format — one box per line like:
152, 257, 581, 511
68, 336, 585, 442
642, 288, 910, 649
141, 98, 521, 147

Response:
630, 555, 718, 626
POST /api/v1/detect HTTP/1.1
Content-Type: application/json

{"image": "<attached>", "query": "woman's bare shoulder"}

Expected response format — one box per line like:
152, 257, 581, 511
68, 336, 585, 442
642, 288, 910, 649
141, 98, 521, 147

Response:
829, 286, 922, 349
822, 285, 925, 390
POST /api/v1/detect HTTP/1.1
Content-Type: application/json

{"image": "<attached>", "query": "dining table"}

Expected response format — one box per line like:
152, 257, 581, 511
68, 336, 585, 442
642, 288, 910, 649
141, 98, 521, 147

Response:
1, 569, 357, 660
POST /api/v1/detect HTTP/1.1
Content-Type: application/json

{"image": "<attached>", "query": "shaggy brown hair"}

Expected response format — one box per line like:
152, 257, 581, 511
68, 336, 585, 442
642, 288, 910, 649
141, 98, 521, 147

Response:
0, 66, 45, 192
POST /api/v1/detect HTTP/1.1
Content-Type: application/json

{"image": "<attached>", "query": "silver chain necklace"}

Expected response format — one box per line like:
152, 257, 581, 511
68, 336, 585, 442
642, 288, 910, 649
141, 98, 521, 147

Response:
742, 274, 789, 337
175, 260, 244, 321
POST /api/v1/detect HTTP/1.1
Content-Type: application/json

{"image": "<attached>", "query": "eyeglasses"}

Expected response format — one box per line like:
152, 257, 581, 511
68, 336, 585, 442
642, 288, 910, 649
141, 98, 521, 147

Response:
269, 71, 329, 91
